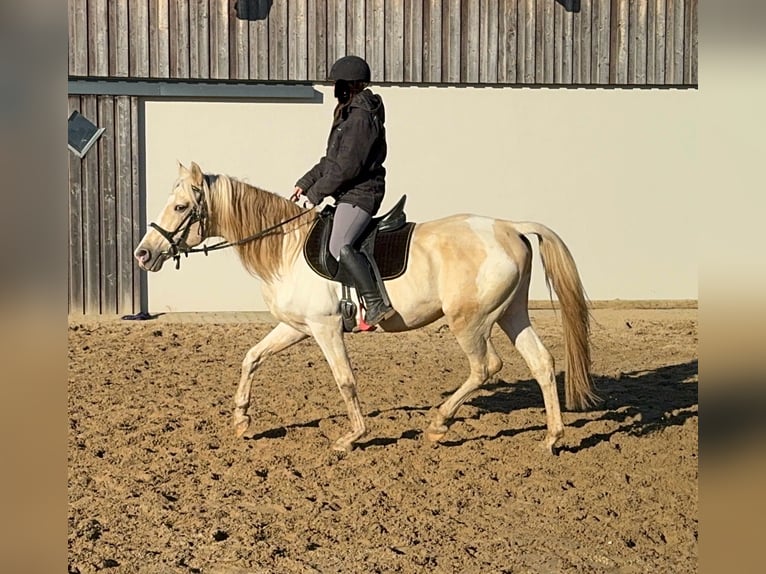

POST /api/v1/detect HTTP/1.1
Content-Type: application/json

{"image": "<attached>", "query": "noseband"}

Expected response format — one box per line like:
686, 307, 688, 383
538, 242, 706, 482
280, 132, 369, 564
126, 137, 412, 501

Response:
150, 184, 209, 269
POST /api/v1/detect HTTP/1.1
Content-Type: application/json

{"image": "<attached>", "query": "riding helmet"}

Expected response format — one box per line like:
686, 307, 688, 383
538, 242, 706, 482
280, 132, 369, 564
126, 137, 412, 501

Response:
328, 55, 371, 83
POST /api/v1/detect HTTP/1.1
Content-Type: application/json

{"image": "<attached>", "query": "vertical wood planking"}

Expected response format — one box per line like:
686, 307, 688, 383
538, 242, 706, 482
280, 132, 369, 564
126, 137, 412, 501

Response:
80, 96, 101, 314
189, 0, 200, 75
159, 0, 171, 77
384, 0, 404, 82
654, 0, 666, 84
404, 0, 424, 83
69, 0, 88, 75
561, 3, 573, 83
498, 0, 517, 84
592, 0, 610, 84
671, 0, 685, 84
149, 0, 159, 75
98, 97, 118, 314
347, 0, 366, 58
534, 0, 544, 82
515, 0, 526, 82
171, 0, 191, 77
523, 0, 535, 83
308, 0, 328, 81
610, 0, 628, 84
543, 0, 554, 83
327, 0, 347, 64
269, 0, 289, 79
571, 0, 580, 83
68, 0, 700, 88
130, 1, 150, 77
130, 97, 142, 312
231, 0, 250, 79
190, 0, 211, 78
628, 0, 636, 82
88, 0, 108, 75
442, 0, 461, 83
686, 0, 697, 84
289, 0, 308, 79
68, 97, 85, 314
248, 1, 269, 79
646, 0, 656, 82
423, 0, 442, 82
553, 0, 563, 83
149, 0, 170, 77
110, 1, 130, 76
633, 0, 648, 84
210, 0, 229, 79
663, 0, 674, 83
368, 0, 385, 81
479, 0, 499, 83
115, 97, 135, 314
577, 0, 592, 84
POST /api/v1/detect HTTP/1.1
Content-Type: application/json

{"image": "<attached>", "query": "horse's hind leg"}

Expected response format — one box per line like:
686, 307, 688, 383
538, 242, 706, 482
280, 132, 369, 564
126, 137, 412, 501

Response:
234, 322, 308, 437
498, 307, 564, 453
426, 324, 502, 442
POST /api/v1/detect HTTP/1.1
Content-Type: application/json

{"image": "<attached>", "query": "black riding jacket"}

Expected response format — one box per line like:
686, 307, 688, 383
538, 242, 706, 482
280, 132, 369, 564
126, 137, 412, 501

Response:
297, 89, 387, 215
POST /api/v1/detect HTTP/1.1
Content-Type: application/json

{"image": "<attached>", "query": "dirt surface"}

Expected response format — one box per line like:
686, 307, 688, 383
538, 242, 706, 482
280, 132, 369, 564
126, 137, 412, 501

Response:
68, 308, 697, 574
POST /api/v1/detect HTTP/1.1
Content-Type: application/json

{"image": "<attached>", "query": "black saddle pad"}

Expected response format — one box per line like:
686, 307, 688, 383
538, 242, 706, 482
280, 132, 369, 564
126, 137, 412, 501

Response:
304, 217, 416, 282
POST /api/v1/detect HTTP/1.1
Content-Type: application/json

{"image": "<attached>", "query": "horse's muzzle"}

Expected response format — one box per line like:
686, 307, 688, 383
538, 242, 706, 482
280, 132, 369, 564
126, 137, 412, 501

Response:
134, 247, 166, 272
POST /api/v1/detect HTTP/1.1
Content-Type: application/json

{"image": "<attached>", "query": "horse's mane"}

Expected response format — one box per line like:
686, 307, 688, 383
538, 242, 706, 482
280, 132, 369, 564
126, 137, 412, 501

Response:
207, 174, 316, 281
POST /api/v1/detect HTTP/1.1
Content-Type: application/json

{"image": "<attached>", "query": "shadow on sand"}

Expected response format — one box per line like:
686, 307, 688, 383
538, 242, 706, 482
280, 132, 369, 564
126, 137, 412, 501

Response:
245, 360, 698, 453
447, 359, 699, 452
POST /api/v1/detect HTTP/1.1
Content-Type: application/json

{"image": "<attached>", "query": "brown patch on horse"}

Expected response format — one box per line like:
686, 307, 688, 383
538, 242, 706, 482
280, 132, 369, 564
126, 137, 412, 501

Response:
421, 216, 488, 332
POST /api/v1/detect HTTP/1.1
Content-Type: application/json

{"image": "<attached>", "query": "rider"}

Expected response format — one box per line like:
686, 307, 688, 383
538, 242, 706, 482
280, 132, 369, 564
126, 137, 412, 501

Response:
292, 55, 395, 326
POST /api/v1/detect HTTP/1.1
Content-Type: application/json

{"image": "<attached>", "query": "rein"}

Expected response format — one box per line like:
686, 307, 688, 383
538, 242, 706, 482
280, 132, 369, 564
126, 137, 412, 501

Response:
151, 182, 313, 270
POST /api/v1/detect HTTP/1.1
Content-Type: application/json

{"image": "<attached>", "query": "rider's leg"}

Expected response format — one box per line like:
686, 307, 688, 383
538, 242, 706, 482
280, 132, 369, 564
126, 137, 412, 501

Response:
330, 203, 394, 326
329, 203, 371, 260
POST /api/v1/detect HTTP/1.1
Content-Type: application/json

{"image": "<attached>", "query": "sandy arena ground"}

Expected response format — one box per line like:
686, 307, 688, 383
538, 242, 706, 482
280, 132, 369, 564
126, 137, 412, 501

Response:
68, 306, 697, 573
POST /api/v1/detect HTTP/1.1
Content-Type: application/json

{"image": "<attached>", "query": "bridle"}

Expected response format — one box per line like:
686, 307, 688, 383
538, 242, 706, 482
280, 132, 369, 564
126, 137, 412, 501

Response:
150, 178, 313, 270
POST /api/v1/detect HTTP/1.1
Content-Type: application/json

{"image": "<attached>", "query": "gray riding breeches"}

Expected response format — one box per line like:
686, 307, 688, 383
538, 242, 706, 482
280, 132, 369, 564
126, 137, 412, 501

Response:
329, 203, 372, 260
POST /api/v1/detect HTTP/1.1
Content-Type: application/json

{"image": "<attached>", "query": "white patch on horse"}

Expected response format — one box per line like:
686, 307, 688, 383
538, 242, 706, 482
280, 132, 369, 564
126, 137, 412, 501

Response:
467, 217, 517, 302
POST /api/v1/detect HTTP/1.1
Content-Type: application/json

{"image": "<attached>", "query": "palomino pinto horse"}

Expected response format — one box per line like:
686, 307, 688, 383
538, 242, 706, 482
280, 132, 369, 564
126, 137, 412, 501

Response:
135, 162, 597, 453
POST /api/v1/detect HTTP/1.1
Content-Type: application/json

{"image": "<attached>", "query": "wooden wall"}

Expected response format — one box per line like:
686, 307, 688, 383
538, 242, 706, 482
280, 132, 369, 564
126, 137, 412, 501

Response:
68, 95, 142, 315
68, 0, 698, 86
67, 0, 698, 314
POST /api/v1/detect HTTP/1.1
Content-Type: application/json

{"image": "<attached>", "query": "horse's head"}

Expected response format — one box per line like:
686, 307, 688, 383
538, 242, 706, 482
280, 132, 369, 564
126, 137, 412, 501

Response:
134, 161, 209, 272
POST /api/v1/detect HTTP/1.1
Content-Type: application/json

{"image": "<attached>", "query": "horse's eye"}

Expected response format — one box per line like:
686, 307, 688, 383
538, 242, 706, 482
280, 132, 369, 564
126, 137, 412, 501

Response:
174, 204, 189, 212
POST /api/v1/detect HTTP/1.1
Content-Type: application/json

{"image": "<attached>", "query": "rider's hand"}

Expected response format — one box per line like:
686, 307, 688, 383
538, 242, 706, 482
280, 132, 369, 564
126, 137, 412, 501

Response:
290, 186, 303, 202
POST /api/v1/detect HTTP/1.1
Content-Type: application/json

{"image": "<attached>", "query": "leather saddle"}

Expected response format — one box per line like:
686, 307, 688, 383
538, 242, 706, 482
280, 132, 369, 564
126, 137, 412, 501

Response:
303, 195, 416, 287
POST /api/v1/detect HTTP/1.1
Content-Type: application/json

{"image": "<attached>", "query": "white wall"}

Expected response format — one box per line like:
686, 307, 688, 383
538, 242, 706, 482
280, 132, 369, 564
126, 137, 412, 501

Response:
143, 63, 738, 312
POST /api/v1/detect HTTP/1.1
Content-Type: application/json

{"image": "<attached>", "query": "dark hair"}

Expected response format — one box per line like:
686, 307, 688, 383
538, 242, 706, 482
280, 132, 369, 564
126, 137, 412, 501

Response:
333, 80, 368, 121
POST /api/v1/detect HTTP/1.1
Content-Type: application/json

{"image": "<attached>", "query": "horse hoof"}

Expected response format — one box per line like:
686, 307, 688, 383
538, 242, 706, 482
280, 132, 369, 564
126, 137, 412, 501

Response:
331, 439, 353, 453
540, 437, 558, 455
234, 417, 251, 438
425, 425, 448, 442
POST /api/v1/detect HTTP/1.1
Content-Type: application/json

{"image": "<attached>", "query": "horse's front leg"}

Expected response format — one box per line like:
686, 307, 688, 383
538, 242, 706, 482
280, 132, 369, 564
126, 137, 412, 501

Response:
234, 322, 308, 437
308, 319, 367, 452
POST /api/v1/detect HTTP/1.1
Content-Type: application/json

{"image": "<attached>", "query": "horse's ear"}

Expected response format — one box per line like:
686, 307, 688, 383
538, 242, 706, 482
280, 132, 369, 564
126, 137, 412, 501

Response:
177, 160, 189, 177
190, 162, 204, 185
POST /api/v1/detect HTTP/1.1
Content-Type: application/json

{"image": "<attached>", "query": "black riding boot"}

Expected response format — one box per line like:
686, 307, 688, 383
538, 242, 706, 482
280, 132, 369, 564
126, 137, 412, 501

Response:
338, 245, 395, 326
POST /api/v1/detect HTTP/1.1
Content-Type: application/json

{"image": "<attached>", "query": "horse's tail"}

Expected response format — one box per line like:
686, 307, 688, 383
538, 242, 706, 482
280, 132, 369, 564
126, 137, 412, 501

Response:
513, 222, 598, 410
